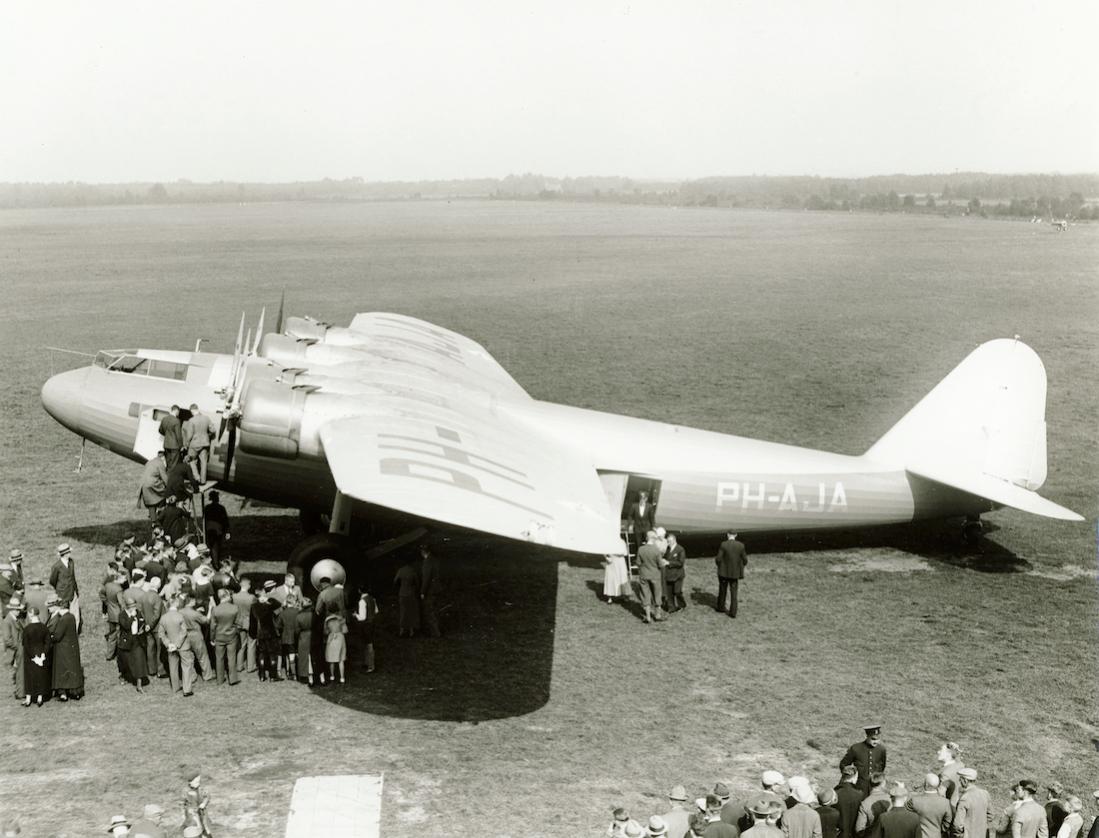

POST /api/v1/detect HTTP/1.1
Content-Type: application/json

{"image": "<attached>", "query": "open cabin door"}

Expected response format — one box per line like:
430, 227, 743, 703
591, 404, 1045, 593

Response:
133, 407, 162, 462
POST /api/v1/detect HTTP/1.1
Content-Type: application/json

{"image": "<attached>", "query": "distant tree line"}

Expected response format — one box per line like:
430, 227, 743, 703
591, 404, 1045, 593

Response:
1, 172, 1096, 219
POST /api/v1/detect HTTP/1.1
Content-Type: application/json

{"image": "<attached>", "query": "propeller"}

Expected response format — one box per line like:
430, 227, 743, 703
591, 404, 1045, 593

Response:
218, 304, 275, 479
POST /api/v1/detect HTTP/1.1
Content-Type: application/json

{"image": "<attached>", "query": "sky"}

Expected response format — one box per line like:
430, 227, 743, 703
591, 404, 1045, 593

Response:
1, 0, 1097, 183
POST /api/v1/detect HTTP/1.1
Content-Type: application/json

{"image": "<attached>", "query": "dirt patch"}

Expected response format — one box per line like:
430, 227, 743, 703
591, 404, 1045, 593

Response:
828, 555, 933, 573
1027, 564, 1094, 582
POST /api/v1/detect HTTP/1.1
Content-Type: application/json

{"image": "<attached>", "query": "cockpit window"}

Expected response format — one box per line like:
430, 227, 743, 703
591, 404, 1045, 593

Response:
94, 350, 187, 380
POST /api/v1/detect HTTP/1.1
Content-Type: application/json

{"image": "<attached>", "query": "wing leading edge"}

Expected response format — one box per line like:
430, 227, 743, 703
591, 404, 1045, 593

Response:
317, 393, 626, 556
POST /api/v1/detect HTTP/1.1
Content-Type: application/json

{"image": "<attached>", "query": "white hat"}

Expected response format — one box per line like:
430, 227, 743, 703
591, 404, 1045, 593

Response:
793, 785, 816, 805
958, 768, 977, 781
762, 770, 785, 787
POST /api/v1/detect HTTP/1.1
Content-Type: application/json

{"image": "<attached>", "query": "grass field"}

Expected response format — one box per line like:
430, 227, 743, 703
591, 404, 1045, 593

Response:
1, 201, 1096, 836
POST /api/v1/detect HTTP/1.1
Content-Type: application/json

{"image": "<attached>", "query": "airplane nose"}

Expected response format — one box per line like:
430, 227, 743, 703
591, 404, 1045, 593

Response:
41, 367, 89, 434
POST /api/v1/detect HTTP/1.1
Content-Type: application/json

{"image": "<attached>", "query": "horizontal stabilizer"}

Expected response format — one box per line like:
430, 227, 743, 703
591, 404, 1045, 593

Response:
909, 463, 1083, 521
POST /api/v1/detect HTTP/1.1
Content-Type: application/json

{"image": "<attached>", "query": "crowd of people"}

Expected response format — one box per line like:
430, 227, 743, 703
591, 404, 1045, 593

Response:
603, 725, 1099, 838
1, 526, 389, 710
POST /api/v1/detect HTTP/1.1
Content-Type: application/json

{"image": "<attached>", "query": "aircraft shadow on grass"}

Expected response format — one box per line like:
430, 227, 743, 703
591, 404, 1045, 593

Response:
672, 523, 1030, 574
64, 518, 558, 722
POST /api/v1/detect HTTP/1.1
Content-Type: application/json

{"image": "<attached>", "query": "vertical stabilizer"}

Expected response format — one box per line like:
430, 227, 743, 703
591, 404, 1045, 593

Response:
867, 339, 1050, 491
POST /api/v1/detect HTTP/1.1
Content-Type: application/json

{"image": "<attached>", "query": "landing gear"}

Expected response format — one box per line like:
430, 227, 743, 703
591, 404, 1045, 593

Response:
287, 533, 353, 599
961, 515, 984, 546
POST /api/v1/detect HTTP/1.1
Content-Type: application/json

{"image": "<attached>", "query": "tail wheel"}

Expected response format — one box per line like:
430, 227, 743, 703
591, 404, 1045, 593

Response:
962, 517, 983, 546
287, 533, 354, 599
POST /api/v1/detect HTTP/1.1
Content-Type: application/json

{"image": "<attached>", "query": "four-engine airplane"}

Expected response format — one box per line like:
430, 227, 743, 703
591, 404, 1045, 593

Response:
41, 310, 1083, 589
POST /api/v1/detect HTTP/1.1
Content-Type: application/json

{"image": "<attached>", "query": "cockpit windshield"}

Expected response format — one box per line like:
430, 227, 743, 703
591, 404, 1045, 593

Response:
94, 350, 187, 381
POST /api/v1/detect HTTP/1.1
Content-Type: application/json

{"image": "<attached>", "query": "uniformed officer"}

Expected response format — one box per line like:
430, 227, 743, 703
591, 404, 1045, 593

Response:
840, 724, 887, 798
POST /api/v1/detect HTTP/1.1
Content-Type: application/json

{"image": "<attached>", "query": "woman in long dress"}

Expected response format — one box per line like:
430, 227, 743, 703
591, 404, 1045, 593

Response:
295, 598, 315, 685
22, 607, 51, 707
118, 596, 150, 692
324, 612, 347, 684
49, 604, 84, 701
602, 554, 629, 603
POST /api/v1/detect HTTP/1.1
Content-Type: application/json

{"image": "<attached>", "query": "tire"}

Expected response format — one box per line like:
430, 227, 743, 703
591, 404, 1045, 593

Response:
287, 533, 355, 599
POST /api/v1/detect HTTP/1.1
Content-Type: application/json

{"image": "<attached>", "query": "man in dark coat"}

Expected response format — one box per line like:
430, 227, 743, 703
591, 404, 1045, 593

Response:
49, 603, 83, 700
249, 586, 282, 681
836, 764, 867, 838
629, 490, 656, 548
159, 405, 184, 469
166, 457, 194, 502
0, 564, 16, 616
663, 533, 687, 612
99, 569, 127, 667
872, 784, 919, 838
420, 544, 441, 637
2, 594, 25, 700
818, 788, 842, 838
841, 725, 888, 798
49, 544, 79, 605
203, 491, 231, 563
714, 531, 747, 617
161, 497, 192, 544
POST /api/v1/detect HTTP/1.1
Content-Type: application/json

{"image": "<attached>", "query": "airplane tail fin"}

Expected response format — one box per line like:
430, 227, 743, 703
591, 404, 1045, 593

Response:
866, 338, 1082, 521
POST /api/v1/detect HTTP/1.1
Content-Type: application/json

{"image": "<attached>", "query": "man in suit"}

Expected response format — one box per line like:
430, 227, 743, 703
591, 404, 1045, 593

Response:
159, 405, 184, 470
872, 784, 920, 838
182, 402, 216, 486
908, 774, 952, 838
842, 725, 888, 797
203, 491, 231, 563
232, 578, 257, 673
636, 530, 667, 624
664, 533, 688, 612
629, 490, 656, 549
952, 768, 991, 838
138, 451, 169, 521
1007, 781, 1049, 838
210, 588, 241, 686
836, 764, 868, 838
714, 531, 747, 617
158, 596, 194, 695
49, 543, 81, 630
0, 565, 16, 616
856, 774, 892, 838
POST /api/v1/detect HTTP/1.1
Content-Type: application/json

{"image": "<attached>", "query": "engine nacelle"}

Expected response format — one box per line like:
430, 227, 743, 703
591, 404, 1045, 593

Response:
237, 379, 307, 459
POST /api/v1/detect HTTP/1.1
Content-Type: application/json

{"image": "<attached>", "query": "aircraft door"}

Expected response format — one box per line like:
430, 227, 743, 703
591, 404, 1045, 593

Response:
622, 476, 662, 556
133, 407, 162, 462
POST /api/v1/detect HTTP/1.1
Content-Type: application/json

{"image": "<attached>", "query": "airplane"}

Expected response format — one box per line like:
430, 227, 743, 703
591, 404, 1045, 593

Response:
40, 309, 1084, 592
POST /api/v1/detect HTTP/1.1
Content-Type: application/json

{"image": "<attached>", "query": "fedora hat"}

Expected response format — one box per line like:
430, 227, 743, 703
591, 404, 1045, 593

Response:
648, 815, 669, 836
105, 815, 131, 831
748, 798, 774, 817
669, 785, 689, 802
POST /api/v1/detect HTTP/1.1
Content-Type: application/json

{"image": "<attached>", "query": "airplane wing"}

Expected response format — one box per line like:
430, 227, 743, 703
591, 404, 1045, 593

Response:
345, 312, 530, 401
316, 391, 626, 555
909, 462, 1083, 521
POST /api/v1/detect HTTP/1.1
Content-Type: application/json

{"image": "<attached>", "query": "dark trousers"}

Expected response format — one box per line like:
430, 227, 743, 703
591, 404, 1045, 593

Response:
716, 577, 739, 616
214, 637, 239, 685
664, 577, 686, 610
164, 448, 181, 470
256, 638, 279, 679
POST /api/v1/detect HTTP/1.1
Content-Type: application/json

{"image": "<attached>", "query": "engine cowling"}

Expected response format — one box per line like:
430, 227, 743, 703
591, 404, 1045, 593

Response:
237, 379, 307, 458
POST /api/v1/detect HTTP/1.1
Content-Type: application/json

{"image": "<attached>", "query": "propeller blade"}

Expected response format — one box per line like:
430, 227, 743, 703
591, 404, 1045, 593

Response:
252, 307, 266, 355
234, 312, 245, 357
275, 290, 285, 335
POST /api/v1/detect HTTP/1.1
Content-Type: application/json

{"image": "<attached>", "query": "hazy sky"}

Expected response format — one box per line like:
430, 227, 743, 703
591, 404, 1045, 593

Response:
2, 1, 1096, 182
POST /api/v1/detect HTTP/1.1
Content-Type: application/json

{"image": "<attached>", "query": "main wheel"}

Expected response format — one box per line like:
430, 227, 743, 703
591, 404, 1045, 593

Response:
287, 533, 354, 599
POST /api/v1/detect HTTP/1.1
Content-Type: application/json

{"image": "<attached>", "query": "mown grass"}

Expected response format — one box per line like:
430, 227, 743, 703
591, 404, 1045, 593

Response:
0, 202, 1095, 836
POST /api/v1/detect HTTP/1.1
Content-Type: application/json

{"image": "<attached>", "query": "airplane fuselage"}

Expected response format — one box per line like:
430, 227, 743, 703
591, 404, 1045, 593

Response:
41, 347, 988, 539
